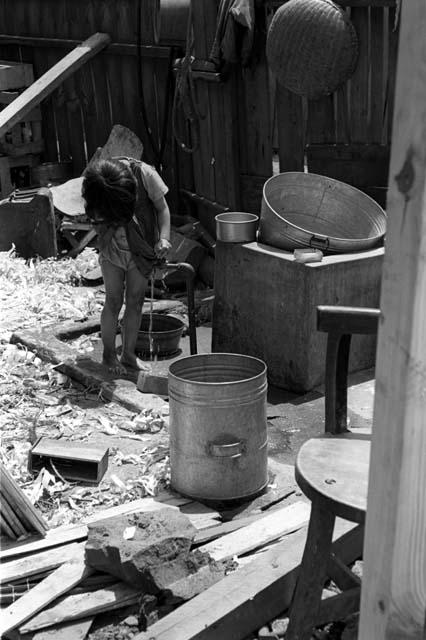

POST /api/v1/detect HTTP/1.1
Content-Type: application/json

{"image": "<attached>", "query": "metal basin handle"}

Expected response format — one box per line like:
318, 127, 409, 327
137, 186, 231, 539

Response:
309, 235, 330, 250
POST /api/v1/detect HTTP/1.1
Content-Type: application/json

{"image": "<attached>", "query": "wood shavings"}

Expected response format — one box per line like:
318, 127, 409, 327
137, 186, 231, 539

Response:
0, 249, 103, 333
0, 251, 173, 531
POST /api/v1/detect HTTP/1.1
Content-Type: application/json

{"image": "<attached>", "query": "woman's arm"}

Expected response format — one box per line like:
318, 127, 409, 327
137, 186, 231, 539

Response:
153, 195, 172, 259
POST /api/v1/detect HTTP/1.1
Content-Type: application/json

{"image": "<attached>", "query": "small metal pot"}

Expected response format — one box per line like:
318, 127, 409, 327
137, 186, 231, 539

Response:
215, 212, 259, 243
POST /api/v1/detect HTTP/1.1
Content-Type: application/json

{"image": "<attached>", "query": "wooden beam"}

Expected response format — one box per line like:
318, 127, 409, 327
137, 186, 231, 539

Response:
32, 617, 94, 640
358, 1, 426, 638
133, 521, 361, 640
19, 583, 138, 634
0, 32, 111, 138
0, 542, 84, 585
200, 501, 310, 562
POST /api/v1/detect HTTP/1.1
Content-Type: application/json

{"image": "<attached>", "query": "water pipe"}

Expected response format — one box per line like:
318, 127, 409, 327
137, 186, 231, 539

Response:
164, 261, 197, 355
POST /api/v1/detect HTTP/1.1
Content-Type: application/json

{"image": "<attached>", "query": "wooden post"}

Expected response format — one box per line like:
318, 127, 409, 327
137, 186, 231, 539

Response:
358, 2, 426, 639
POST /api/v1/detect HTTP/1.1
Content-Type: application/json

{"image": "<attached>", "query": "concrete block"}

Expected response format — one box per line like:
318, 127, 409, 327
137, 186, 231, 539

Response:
85, 508, 197, 591
212, 242, 383, 392
137, 370, 168, 396
160, 549, 226, 603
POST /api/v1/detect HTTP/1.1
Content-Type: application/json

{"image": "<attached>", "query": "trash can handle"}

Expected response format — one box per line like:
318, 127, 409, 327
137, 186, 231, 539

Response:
208, 441, 244, 458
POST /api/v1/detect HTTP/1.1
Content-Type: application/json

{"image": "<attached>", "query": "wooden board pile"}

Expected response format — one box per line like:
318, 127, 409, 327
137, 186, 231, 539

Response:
0, 463, 48, 540
0, 487, 363, 640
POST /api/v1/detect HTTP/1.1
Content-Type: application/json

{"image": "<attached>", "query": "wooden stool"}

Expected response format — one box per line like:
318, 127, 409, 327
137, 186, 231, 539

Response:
60, 219, 97, 258
286, 305, 380, 640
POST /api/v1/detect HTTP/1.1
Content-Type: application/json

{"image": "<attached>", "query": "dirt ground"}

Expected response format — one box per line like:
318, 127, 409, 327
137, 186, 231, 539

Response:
0, 249, 370, 639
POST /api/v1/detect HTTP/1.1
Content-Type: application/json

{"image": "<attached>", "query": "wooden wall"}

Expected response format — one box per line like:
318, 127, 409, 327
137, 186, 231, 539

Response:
0, 0, 188, 210
0, 0, 398, 230
188, 0, 399, 232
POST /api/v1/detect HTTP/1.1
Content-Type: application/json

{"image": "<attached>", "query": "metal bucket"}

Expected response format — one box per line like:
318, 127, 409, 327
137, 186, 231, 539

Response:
135, 313, 184, 357
215, 212, 259, 243
168, 353, 268, 502
259, 172, 386, 253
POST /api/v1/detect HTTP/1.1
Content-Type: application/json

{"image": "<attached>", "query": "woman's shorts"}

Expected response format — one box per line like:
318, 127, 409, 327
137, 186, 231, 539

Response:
99, 246, 138, 272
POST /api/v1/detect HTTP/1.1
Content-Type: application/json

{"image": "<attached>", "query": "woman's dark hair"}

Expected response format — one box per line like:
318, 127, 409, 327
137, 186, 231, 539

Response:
82, 159, 137, 225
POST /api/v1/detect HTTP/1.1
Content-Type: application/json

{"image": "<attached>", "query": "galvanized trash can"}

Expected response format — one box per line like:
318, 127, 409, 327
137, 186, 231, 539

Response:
168, 353, 268, 502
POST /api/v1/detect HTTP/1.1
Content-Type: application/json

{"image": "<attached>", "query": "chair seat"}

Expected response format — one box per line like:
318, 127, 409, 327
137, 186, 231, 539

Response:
295, 434, 370, 524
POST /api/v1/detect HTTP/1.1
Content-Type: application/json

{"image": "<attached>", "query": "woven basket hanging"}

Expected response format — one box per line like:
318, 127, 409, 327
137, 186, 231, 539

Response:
266, 0, 359, 99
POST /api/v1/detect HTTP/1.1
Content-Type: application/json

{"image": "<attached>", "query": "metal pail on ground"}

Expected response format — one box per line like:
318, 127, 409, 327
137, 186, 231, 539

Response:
168, 353, 268, 502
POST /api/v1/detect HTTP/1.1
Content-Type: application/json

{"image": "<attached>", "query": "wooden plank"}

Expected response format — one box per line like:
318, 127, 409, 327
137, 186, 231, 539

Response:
32, 617, 94, 640
385, 6, 398, 143
0, 32, 110, 137
0, 491, 28, 538
200, 501, 310, 562
285, 502, 336, 639
0, 60, 33, 90
239, 174, 269, 214
0, 463, 48, 535
0, 552, 92, 636
358, 2, 426, 638
26, 0, 58, 162
178, 502, 221, 530
335, 82, 350, 143
0, 541, 84, 584
64, 72, 87, 174
222, 68, 240, 210
19, 582, 138, 634
242, 53, 272, 177
134, 521, 361, 640
369, 7, 385, 143
327, 552, 361, 591
190, 0, 218, 203
193, 511, 277, 546
0, 512, 17, 540
349, 7, 370, 142
155, 55, 178, 210
317, 587, 361, 627
113, 0, 143, 154
306, 143, 390, 189
307, 94, 335, 144
276, 84, 304, 172
0, 494, 193, 560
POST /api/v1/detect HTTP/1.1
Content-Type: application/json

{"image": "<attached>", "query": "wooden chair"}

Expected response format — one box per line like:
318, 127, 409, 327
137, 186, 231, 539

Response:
285, 305, 380, 640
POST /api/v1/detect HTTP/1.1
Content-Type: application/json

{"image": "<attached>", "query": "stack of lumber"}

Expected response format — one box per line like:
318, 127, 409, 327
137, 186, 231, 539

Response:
0, 484, 364, 640
0, 463, 48, 540
0, 490, 315, 639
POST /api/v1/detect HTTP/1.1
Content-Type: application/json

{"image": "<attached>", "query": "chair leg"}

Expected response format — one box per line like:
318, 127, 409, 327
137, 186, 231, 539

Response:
286, 501, 336, 640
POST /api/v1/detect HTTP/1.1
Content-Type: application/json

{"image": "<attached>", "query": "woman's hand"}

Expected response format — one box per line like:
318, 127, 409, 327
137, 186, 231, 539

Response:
154, 238, 172, 260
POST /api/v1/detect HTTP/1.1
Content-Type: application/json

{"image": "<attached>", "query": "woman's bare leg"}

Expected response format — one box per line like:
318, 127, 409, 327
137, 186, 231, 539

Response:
120, 266, 149, 370
100, 260, 126, 374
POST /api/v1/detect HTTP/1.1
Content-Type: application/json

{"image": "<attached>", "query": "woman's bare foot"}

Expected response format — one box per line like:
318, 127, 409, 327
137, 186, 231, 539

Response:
102, 354, 127, 375
120, 353, 151, 372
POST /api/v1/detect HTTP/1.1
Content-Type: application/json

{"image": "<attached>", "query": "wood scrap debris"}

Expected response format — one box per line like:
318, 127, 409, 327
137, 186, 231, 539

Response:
0, 250, 362, 640
0, 462, 48, 540
0, 501, 313, 639
0, 247, 102, 337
